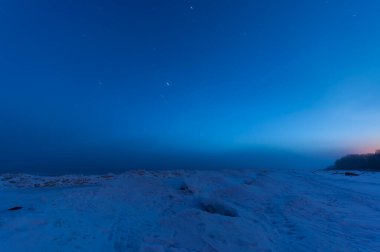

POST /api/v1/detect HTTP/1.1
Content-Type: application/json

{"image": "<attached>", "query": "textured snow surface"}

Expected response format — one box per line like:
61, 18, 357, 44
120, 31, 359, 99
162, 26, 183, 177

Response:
0, 169, 379, 252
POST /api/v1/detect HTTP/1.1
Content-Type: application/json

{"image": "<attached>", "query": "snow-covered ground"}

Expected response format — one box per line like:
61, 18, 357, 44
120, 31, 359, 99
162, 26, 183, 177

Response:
0, 169, 379, 252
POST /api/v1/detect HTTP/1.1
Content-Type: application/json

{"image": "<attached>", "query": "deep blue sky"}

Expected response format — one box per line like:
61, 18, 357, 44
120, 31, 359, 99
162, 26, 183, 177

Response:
1, 0, 380, 173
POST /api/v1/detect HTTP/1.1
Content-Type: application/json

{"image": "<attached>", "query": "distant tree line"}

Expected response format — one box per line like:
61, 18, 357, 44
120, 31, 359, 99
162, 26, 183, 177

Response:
328, 151, 380, 171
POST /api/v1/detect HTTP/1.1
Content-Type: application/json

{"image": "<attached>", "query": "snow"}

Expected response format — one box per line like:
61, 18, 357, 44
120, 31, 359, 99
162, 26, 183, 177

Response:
0, 169, 379, 251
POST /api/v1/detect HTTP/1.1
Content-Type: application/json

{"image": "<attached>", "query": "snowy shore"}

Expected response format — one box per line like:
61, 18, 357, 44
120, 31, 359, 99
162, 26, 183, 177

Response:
1, 169, 379, 252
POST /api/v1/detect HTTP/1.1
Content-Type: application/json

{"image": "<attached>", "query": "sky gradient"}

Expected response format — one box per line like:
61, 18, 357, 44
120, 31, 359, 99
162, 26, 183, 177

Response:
1, 0, 380, 173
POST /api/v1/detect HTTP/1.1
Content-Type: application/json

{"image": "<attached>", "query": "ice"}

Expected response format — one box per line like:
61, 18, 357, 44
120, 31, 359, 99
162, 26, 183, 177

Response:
0, 169, 379, 251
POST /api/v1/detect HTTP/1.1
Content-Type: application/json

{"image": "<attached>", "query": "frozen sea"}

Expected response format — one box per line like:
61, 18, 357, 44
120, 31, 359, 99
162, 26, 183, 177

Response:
0, 169, 379, 252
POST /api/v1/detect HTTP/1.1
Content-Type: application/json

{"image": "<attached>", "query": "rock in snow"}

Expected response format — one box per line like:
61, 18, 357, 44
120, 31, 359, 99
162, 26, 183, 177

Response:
7, 206, 23, 211
0, 169, 379, 251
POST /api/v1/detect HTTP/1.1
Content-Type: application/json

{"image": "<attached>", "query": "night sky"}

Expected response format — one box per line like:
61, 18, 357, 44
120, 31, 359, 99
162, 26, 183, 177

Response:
1, 0, 380, 174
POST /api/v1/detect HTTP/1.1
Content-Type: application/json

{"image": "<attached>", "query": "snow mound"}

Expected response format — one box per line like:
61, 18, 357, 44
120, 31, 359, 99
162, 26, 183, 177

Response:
197, 198, 238, 217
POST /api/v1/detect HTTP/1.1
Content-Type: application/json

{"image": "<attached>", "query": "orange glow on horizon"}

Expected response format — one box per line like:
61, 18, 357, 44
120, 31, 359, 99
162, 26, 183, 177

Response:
355, 146, 379, 155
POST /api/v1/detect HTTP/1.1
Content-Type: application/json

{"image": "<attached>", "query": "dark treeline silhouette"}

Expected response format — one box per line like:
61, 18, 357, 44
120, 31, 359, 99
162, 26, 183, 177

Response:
328, 150, 380, 171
